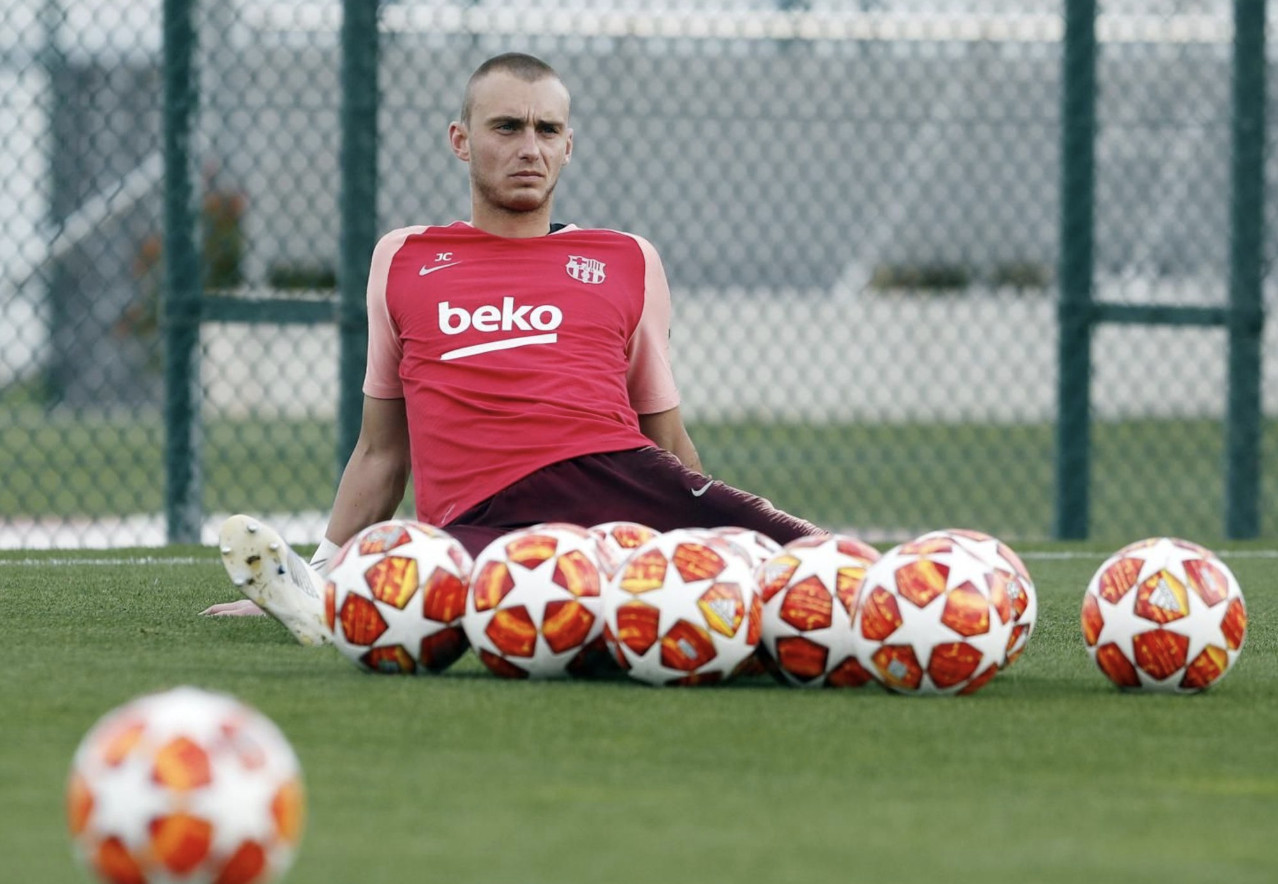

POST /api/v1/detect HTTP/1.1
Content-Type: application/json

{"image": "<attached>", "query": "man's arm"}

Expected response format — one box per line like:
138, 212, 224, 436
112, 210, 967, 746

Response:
322, 395, 412, 548
638, 406, 703, 474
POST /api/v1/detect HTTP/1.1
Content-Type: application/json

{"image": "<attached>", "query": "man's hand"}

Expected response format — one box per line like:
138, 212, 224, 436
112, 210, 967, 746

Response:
638, 406, 703, 473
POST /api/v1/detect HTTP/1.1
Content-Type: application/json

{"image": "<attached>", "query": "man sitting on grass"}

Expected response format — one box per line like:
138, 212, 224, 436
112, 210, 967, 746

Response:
204, 52, 823, 644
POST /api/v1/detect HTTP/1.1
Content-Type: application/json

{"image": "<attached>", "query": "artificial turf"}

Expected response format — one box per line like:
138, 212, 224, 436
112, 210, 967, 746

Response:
1, 544, 1275, 884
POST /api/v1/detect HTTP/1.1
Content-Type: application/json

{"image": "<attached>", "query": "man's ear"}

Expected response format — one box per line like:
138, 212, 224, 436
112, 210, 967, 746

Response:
448, 121, 470, 162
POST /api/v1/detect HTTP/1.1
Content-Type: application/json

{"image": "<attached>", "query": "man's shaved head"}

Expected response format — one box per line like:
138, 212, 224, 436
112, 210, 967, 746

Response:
460, 52, 567, 125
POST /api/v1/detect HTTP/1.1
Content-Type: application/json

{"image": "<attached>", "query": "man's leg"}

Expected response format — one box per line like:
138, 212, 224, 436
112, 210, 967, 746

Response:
444, 448, 826, 547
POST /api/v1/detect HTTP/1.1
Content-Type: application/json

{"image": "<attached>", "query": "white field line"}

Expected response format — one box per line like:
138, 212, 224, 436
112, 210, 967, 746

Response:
1021, 549, 1278, 561
0, 556, 213, 567
3, 548, 1277, 568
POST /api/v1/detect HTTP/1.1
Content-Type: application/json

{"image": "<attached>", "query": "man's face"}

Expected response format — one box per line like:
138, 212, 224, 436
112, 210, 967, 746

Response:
451, 71, 573, 217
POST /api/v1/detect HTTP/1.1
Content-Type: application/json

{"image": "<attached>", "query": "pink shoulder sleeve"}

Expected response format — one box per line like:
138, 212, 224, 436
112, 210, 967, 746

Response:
362, 227, 424, 399
624, 235, 681, 415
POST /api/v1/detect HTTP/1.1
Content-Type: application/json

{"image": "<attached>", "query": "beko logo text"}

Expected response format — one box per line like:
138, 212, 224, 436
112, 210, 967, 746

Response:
437, 298, 562, 361
439, 298, 563, 335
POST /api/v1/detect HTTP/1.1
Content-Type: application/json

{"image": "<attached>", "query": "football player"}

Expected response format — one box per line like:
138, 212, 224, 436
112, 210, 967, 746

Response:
204, 53, 824, 644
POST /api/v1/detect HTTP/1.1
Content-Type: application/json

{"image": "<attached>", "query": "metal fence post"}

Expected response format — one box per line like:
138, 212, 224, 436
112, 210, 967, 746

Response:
38, 0, 69, 409
1054, 0, 1097, 540
338, 0, 379, 472
163, 0, 202, 543
1225, 0, 1267, 539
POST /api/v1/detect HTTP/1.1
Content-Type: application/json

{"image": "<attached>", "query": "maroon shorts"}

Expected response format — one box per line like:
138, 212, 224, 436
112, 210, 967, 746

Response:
442, 447, 825, 558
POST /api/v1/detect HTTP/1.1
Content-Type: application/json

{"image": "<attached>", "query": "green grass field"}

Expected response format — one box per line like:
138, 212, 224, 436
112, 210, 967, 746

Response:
2, 544, 1276, 884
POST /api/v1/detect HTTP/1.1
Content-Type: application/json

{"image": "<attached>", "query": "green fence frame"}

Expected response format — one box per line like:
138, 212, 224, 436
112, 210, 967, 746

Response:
162, 0, 377, 543
162, 0, 201, 543
338, 0, 379, 475
1225, 0, 1268, 539
1054, 0, 1268, 540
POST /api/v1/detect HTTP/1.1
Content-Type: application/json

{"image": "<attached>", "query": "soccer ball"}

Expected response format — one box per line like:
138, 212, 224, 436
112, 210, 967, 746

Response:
590, 521, 659, 581
1080, 537, 1248, 692
464, 523, 607, 678
849, 533, 1014, 695
602, 527, 762, 686
704, 526, 783, 570
757, 534, 881, 687
66, 686, 305, 884
695, 527, 783, 678
915, 528, 1037, 667
324, 520, 473, 674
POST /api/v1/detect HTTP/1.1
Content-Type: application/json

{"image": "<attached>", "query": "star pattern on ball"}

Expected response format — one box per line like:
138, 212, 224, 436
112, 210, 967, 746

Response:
1152, 579, 1226, 678
1128, 537, 1208, 588
864, 546, 941, 634
1089, 541, 1239, 689
81, 744, 172, 850
69, 688, 305, 884
638, 555, 719, 640
764, 545, 862, 659
1091, 587, 1146, 663
941, 532, 1002, 568
591, 522, 659, 580
479, 549, 602, 665
193, 747, 289, 858
366, 577, 438, 651
609, 534, 757, 683
931, 543, 1000, 599
856, 542, 1010, 692
712, 528, 782, 569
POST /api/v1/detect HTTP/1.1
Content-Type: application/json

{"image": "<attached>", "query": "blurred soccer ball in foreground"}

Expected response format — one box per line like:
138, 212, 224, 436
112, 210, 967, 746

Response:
915, 528, 1037, 667
602, 527, 761, 686
589, 521, 659, 582
325, 519, 473, 673
67, 686, 304, 884
758, 534, 880, 687
464, 523, 607, 678
849, 533, 1014, 695
1081, 537, 1247, 693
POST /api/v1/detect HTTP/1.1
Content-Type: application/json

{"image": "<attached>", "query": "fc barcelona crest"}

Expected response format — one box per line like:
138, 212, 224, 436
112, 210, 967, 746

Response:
566, 255, 606, 285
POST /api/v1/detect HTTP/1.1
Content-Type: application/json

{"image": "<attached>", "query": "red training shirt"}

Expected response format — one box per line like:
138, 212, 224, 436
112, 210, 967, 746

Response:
363, 221, 682, 526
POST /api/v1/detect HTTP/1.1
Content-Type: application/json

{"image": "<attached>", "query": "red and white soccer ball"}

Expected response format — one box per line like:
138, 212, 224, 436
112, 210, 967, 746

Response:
66, 686, 305, 884
757, 534, 881, 687
590, 521, 659, 582
602, 528, 762, 686
915, 528, 1037, 667
849, 533, 1015, 695
705, 526, 783, 571
324, 520, 473, 674
464, 523, 607, 678
1080, 537, 1248, 693
692, 527, 783, 678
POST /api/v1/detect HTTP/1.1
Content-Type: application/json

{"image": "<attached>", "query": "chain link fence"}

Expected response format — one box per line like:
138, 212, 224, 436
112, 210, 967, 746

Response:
1, 0, 1274, 549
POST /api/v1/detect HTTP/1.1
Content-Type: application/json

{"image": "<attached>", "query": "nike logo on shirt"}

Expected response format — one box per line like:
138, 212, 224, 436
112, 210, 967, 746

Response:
691, 480, 714, 497
420, 262, 462, 276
